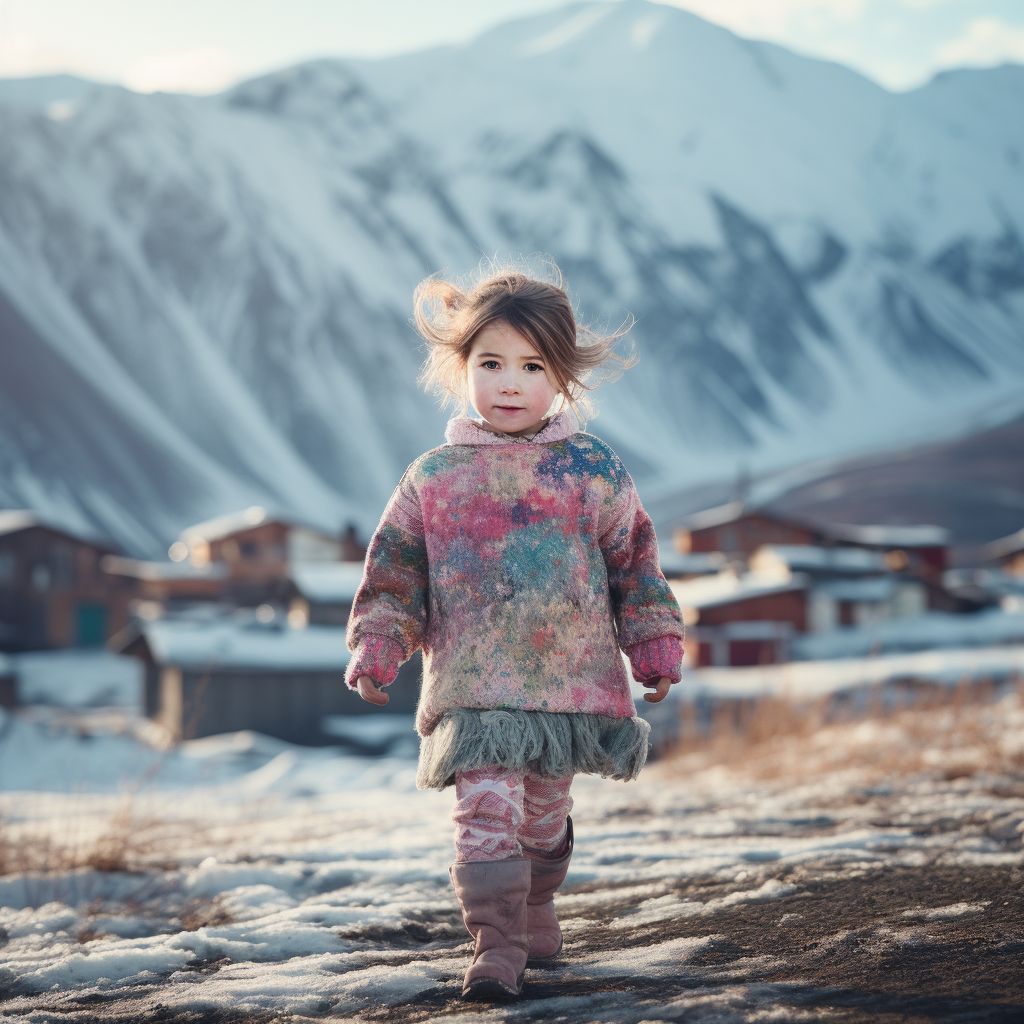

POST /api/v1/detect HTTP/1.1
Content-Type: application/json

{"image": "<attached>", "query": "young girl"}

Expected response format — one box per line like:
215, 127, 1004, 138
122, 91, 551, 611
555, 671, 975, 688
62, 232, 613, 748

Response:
344, 267, 686, 1001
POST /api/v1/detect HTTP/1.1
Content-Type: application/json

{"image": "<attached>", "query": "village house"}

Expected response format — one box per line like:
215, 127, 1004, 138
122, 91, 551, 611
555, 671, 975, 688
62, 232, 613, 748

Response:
673, 502, 823, 560
115, 610, 420, 745
100, 556, 229, 609
667, 502, 955, 667
0, 511, 135, 652
172, 507, 365, 608
670, 571, 809, 667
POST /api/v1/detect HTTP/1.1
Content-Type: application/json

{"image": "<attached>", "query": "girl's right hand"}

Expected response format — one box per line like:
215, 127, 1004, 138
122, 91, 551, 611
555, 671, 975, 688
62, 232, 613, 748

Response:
356, 675, 389, 706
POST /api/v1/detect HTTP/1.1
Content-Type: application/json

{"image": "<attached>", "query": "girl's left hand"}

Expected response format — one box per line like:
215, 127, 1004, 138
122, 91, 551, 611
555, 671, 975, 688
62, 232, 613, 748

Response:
642, 677, 672, 703
356, 674, 389, 706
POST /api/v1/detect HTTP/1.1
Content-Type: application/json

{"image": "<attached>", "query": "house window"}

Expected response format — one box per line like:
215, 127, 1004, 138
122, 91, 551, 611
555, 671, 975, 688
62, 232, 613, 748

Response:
31, 564, 51, 590
0, 552, 14, 582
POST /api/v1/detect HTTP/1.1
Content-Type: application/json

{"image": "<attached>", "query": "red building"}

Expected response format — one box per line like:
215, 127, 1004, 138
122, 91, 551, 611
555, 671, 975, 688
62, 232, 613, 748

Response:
671, 572, 809, 667
667, 503, 953, 668
675, 503, 822, 558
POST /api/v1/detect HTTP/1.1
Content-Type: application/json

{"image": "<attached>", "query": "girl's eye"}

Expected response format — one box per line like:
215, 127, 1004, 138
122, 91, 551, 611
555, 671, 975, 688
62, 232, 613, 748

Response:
482, 360, 499, 370
525, 363, 544, 372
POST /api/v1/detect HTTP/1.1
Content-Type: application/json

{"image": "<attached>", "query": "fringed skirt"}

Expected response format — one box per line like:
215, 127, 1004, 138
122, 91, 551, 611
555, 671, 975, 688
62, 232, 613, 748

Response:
416, 707, 651, 790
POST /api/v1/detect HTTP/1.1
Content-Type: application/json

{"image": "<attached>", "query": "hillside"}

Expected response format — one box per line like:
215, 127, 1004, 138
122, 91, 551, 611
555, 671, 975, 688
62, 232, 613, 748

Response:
0, 0, 1021, 555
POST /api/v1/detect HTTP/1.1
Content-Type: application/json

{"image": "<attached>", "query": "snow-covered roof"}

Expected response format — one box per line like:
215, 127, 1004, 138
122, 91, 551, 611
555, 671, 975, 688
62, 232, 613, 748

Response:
984, 527, 1024, 561
0, 510, 112, 548
752, 545, 886, 575
0, 510, 37, 537
657, 549, 727, 577
681, 501, 746, 531
794, 607, 1024, 661
180, 506, 270, 542
100, 555, 229, 581
821, 523, 950, 548
813, 576, 898, 602
135, 620, 351, 670
669, 571, 808, 610
290, 562, 365, 603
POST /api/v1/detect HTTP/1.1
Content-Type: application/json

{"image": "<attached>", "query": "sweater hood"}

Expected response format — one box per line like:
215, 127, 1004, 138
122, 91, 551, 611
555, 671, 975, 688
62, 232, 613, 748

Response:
444, 409, 579, 446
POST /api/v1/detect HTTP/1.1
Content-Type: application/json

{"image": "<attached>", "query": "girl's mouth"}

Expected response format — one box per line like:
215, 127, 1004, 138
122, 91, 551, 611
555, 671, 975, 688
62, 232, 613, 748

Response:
496, 405, 523, 412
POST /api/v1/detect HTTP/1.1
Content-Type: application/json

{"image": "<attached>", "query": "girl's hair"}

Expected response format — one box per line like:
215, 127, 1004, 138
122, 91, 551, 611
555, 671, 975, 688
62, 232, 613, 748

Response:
413, 259, 635, 425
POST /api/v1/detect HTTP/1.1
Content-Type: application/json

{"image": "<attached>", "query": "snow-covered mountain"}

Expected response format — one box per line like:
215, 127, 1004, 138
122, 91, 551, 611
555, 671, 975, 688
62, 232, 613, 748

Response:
0, 0, 1021, 556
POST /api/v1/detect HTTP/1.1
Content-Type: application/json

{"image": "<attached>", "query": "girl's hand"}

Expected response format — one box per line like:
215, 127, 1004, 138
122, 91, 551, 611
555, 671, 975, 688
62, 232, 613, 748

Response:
642, 677, 672, 703
356, 675, 389, 706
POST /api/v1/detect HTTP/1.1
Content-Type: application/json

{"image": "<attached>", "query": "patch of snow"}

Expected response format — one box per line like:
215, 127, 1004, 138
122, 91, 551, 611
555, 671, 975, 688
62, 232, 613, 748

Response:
902, 901, 991, 919
13, 649, 142, 708
794, 609, 1024, 660
289, 561, 365, 603
140, 620, 350, 670
679, 644, 1024, 703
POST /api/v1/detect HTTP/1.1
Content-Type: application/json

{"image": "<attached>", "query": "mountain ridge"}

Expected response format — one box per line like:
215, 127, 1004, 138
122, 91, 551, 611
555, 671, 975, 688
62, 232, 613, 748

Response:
0, 0, 1021, 556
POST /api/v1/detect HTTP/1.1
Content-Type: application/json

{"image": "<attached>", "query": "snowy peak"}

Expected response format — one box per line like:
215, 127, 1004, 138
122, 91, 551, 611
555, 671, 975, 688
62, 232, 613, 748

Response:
0, 1, 1022, 555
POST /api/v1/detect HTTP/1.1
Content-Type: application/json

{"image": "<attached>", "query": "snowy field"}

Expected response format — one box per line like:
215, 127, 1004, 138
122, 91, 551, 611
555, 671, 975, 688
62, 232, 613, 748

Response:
2, 674, 1024, 1024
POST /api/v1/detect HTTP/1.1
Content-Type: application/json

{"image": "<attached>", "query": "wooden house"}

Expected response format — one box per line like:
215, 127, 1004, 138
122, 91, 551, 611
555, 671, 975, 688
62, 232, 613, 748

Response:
115, 613, 420, 745
0, 511, 135, 652
100, 556, 229, 607
174, 507, 360, 607
670, 533, 952, 667
674, 503, 822, 559
749, 544, 935, 629
670, 572, 810, 667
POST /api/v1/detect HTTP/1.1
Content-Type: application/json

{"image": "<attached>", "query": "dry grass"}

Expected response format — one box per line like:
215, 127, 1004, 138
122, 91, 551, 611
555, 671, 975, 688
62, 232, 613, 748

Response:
667, 675, 1024, 784
0, 796, 169, 877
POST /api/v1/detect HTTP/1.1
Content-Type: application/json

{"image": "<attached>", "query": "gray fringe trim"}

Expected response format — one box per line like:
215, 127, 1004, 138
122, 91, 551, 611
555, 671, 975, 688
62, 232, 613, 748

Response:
416, 708, 651, 790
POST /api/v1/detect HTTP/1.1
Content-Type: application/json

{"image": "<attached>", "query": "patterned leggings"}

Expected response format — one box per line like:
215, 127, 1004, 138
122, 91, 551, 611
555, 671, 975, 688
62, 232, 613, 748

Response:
452, 767, 574, 862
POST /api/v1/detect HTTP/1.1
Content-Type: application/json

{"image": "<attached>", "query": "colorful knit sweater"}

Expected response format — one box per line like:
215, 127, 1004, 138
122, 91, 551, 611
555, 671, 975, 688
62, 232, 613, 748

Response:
345, 411, 686, 737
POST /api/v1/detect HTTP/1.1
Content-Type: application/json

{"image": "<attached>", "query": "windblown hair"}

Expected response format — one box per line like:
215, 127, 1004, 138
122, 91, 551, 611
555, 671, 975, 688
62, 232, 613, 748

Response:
413, 260, 635, 424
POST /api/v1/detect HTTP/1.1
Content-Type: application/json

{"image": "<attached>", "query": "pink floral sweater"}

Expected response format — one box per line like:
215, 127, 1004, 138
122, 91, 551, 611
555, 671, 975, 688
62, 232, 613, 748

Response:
345, 411, 686, 737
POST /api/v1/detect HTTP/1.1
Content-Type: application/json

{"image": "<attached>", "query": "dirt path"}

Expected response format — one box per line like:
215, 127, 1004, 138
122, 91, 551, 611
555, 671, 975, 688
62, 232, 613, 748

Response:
3, 693, 1023, 1023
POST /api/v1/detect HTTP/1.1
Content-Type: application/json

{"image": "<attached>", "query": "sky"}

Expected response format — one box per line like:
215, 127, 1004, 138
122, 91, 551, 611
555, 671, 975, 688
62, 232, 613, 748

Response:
0, 0, 1022, 94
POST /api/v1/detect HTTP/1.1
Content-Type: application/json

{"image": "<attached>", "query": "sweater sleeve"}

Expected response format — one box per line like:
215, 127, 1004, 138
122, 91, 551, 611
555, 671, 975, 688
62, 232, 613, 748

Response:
345, 467, 429, 688
597, 458, 686, 653
624, 635, 685, 683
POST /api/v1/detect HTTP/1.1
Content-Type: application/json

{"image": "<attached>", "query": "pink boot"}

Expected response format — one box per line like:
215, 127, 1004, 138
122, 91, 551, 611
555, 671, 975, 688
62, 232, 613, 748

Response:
449, 857, 531, 1001
523, 816, 574, 961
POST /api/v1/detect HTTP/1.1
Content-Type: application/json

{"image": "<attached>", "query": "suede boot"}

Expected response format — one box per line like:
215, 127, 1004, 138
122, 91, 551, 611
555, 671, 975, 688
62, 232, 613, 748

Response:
449, 856, 531, 1001
523, 816, 574, 961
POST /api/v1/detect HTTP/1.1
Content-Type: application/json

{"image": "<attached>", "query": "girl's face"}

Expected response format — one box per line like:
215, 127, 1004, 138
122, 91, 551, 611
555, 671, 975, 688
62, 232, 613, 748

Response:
466, 321, 560, 437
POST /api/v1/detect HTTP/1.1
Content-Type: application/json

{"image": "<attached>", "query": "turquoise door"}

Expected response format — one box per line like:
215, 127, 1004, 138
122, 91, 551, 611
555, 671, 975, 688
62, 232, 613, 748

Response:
76, 603, 107, 646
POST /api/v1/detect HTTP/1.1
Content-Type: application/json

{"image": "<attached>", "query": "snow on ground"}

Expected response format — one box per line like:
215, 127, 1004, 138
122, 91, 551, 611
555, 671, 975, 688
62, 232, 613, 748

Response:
11, 650, 141, 708
2, 680, 1023, 1022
